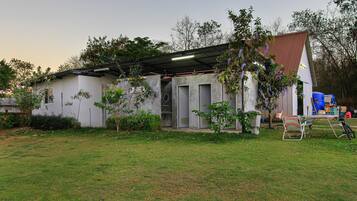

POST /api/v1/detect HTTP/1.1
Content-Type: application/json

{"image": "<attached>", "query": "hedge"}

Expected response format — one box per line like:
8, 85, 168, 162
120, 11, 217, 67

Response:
0, 113, 28, 129
30, 115, 81, 130
106, 111, 160, 131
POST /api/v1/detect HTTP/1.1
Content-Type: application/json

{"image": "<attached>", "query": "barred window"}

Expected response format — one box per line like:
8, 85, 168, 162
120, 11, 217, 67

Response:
44, 88, 54, 104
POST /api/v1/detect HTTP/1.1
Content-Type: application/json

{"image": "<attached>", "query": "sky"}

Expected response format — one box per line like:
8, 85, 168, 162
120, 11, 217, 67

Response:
0, 0, 331, 70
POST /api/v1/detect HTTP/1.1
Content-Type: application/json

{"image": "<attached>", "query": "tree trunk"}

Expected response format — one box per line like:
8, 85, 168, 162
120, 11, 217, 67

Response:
115, 115, 120, 133
241, 77, 246, 133
268, 110, 273, 129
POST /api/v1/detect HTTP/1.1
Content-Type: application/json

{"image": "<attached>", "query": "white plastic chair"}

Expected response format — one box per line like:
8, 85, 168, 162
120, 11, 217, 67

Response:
282, 116, 307, 141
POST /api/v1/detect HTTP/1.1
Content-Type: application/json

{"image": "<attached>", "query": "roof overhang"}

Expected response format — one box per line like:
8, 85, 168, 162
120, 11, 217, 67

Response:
32, 31, 316, 85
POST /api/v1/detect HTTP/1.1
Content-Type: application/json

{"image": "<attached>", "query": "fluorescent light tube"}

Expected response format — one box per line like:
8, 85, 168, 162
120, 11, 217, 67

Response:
171, 55, 195, 61
94, 68, 110, 72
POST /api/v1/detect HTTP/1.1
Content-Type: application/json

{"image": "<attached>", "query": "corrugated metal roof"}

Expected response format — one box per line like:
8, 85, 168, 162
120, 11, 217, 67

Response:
268, 31, 308, 74
33, 31, 315, 85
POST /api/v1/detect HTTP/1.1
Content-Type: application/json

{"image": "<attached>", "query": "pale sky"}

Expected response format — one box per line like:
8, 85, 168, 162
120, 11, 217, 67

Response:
0, 0, 330, 70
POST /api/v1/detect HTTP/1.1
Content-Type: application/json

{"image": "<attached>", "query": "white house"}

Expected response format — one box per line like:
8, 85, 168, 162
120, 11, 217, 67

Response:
32, 31, 315, 128
33, 73, 116, 127
267, 31, 316, 116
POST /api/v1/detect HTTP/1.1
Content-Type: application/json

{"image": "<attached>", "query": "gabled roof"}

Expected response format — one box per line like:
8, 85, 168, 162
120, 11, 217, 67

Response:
268, 31, 316, 85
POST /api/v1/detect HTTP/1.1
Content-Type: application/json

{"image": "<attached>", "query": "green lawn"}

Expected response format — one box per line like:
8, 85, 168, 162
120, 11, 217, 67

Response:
312, 118, 357, 127
0, 128, 356, 201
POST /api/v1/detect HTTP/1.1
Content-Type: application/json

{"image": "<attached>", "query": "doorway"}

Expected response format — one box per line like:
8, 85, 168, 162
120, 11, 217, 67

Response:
178, 86, 189, 128
297, 80, 304, 115
161, 80, 172, 127
199, 84, 211, 128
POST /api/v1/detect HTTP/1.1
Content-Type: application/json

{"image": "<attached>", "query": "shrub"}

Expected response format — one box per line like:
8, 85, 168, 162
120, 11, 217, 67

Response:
193, 101, 237, 136
0, 113, 27, 129
30, 115, 80, 130
106, 111, 160, 131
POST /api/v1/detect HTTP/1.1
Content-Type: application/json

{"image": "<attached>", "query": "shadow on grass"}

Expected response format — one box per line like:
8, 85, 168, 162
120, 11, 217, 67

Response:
9, 128, 259, 144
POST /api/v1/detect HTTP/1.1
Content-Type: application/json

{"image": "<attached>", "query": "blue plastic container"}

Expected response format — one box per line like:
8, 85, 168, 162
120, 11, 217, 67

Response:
312, 92, 325, 114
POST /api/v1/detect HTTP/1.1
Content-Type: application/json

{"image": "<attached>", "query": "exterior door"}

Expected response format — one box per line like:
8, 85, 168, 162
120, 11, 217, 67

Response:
199, 84, 211, 128
178, 86, 189, 128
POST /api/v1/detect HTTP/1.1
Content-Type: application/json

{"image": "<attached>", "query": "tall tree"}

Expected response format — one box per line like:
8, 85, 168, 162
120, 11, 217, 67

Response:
123, 37, 167, 61
170, 17, 225, 51
9, 59, 34, 87
170, 16, 200, 51
80, 36, 166, 67
289, 2, 357, 103
256, 61, 297, 128
0, 60, 15, 93
57, 56, 83, 72
8, 59, 51, 87
268, 17, 287, 35
216, 7, 273, 132
32, 66, 52, 82
197, 20, 224, 47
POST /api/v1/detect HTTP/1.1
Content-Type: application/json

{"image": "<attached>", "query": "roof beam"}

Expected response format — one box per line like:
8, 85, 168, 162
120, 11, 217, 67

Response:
193, 58, 213, 68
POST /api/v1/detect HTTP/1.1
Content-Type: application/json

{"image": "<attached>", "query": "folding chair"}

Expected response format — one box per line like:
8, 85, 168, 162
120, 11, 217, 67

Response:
282, 116, 307, 141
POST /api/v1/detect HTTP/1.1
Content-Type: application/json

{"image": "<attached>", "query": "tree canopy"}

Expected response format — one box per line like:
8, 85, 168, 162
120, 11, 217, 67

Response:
8, 59, 51, 87
170, 17, 224, 51
0, 60, 15, 93
80, 36, 167, 67
289, 1, 357, 105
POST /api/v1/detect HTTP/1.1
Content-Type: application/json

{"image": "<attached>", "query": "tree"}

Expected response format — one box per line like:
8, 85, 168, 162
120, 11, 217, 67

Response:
193, 101, 237, 137
125, 65, 155, 110
80, 36, 166, 67
216, 7, 272, 133
170, 17, 225, 51
9, 59, 52, 87
124, 37, 167, 61
193, 101, 258, 137
31, 66, 52, 83
94, 86, 128, 132
256, 61, 297, 129
197, 20, 224, 47
289, 2, 357, 104
9, 59, 35, 87
13, 87, 43, 125
68, 90, 91, 121
0, 60, 15, 95
170, 16, 200, 51
268, 17, 287, 35
57, 56, 83, 72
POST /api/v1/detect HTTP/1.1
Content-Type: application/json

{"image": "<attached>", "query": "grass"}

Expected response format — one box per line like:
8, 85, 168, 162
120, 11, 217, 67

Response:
312, 118, 357, 127
262, 118, 357, 129
0, 128, 356, 201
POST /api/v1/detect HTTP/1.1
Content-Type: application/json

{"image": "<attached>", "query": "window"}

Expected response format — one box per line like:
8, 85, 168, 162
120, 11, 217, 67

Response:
44, 88, 54, 104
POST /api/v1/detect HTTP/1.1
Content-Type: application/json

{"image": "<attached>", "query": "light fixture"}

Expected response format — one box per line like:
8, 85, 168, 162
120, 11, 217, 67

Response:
171, 55, 195, 61
94, 67, 110, 72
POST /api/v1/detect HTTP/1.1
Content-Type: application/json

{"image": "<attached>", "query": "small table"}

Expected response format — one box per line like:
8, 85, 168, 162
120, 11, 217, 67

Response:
307, 115, 343, 138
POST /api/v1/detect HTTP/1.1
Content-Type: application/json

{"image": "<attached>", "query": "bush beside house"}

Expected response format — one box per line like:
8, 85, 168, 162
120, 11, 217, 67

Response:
0, 113, 27, 129
30, 115, 80, 130
106, 111, 160, 131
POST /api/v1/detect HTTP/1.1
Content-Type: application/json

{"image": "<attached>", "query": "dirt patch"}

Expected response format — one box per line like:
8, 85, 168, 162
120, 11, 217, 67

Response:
0, 129, 7, 136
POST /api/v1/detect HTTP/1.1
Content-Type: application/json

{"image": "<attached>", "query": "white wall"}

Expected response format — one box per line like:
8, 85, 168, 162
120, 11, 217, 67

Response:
78, 75, 116, 127
116, 75, 162, 115
33, 75, 79, 117
172, 73, 258, 129
276, 44, 313, 116
33, 74, 116, 127
297, 44, 313, 116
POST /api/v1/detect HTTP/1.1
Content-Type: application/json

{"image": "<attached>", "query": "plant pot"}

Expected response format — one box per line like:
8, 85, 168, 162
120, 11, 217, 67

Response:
250, 113, 261, 135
